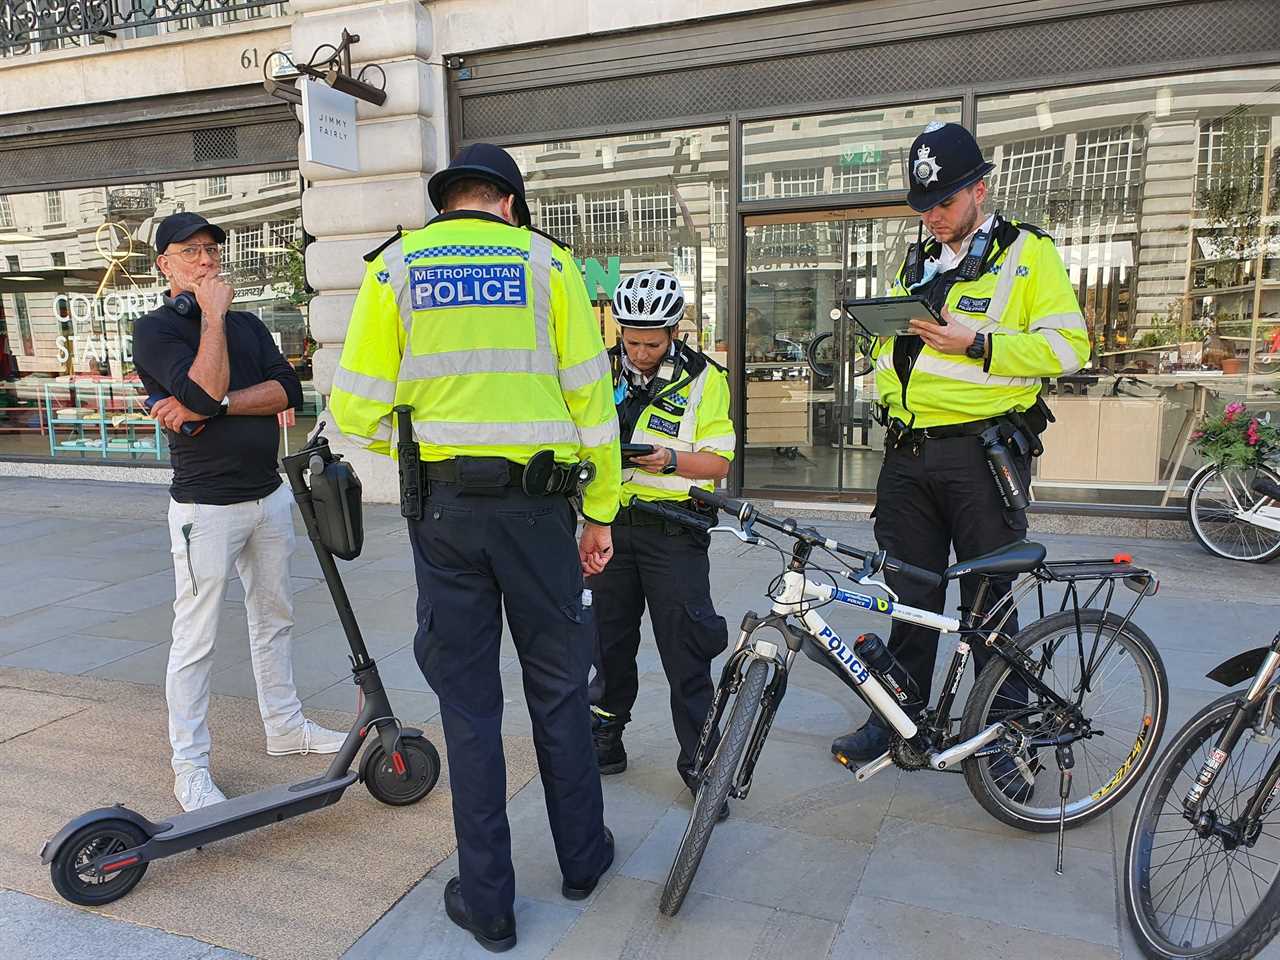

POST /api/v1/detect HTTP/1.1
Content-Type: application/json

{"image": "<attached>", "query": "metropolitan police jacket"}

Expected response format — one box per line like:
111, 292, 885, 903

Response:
874, 218, 1090, 429
329, 211, 622, 525
611, 340, 735, 504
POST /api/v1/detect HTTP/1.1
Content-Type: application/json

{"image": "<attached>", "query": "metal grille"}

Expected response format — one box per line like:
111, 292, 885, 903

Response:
0, 113, 296, 192
459, 0, 1280, 142
193, 127, 238, 163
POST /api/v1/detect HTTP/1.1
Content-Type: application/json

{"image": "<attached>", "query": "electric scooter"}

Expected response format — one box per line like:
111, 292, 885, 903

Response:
40, 425, 440, 906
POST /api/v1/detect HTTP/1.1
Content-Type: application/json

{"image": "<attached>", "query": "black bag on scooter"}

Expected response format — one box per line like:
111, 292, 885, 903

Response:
309, 451, 364, 560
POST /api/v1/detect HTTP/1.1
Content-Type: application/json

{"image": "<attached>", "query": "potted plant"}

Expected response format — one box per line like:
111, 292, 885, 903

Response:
1192, 402, 1280, 468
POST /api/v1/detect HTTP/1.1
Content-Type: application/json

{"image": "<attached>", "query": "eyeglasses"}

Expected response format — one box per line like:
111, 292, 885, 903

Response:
168, 243, 223, 263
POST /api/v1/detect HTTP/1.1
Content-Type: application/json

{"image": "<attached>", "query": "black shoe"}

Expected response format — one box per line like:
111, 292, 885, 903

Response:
682, 772, 730, 823
831, 715, 891, 765
591, 711, 628, 775
562, 826, 614, 901
443, 877, 516, 953
989, 753, 1036, 803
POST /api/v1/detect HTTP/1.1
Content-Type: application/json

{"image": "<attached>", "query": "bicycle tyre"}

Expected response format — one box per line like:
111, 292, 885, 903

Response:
1187, 464, 1280, 563
1125, 693, 1280, 960
960, 609, 1167, 831
658, 658, 768, 918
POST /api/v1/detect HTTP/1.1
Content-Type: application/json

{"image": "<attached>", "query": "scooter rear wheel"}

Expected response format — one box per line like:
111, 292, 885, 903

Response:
50, 818, 148, 906
361, 734, 440, 806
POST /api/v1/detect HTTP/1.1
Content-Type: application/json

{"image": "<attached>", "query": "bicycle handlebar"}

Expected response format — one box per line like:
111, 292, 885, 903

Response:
624, 496, 714, 531
686, 487, 942, 589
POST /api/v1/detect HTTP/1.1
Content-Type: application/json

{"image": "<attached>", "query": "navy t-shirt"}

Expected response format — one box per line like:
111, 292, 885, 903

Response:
133, 304, 304, 505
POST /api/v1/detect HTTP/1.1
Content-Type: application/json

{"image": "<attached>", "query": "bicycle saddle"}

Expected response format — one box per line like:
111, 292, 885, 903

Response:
942, 540, 1047, 581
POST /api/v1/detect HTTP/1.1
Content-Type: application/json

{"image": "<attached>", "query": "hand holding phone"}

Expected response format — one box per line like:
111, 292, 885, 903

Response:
145, 393, 206, 437
621, 442, 655, 465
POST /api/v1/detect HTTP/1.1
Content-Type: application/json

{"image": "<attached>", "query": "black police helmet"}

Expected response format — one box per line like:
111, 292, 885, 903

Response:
427, 143, 530, 227
906, 122, 996, 213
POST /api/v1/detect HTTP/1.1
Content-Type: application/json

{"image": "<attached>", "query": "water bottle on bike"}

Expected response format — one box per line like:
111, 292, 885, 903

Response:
853, 633, 924, 719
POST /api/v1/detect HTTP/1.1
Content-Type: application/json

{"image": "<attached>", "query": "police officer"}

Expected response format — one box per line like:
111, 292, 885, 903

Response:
586, 270, 735, 813
330, 143, 620, 953
830, 123, 1090, 800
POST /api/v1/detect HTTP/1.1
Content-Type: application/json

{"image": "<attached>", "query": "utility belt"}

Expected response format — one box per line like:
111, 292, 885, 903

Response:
880, 395, 1055, 513
394, 406, 593, 520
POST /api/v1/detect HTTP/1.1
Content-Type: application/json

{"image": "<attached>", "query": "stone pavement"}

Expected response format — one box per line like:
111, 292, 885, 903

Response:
1, 475, 1279, 960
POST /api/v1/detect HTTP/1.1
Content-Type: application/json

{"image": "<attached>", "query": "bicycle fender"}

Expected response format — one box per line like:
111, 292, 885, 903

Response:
1207, 647, 1272, 688
1184, 462, 1218, 497
39, 805, 169, 864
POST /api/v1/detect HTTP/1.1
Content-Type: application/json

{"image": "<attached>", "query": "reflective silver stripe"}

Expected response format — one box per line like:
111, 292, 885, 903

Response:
1031, 311, 1087, 331
947, 311, 1000, 335
913, 353, 1038, 388
414, 419, 581, 446
332, 365, 397, 404
529, 232, 554, 357
382, 236, 411, 332
627, 473, 691, 493
876, 350, 894, 371
1041, 329, 1084, 375
696, 434, 736, 452
559, 350, 610, 393
678, 369, 708, 443
983, 232, 1029, 324
343, 417, 393, 446
578, 418, 620, 448
400, 348, 557, 380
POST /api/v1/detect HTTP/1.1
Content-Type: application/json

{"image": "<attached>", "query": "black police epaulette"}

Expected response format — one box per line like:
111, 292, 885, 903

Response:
1010, 220, 1051, 241
529, 225, 571, 253
363, 226, 403, 263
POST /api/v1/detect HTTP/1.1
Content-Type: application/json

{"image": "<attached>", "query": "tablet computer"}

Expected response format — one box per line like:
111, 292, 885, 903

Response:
842, 296, 944, 338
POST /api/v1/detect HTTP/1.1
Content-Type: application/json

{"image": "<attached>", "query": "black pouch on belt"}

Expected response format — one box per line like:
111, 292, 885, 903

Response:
457, 457, 511, 495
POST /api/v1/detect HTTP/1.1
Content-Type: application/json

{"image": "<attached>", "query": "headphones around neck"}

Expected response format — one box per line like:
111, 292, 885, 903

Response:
164, 291, 200, 319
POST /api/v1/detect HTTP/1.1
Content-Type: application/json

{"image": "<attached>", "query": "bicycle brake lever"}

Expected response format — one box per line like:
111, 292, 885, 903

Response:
708, 525, 758, 545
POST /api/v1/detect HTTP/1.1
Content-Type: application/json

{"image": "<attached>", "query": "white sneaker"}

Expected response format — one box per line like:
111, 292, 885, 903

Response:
266, 718, 347, 756
174, 768, 227, 812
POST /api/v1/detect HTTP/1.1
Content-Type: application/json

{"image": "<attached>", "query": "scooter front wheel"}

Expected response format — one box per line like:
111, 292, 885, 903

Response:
50, 818, 149, 906
361, 734, 440, 806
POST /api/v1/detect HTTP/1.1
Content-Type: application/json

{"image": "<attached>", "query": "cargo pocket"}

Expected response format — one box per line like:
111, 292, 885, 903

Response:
683, 599, 728, 661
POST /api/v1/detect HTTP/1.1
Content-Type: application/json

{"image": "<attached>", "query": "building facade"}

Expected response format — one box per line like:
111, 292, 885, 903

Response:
2, 0, 1278, 515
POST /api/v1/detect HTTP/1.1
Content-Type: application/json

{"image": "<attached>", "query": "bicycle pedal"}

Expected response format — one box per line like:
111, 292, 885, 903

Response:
833, 752, 853, 770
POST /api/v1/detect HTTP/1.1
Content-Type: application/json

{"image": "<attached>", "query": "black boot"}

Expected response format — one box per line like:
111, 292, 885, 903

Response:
562, 826, 615, 900
591, 709, 628, 775
443, 877, 516, 953
831, 714, 891, 765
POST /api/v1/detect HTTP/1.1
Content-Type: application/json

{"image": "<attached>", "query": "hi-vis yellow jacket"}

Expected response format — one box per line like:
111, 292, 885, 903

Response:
330, 212, 622, 525
613, 343, 735, 505
874, 220, 1091, 428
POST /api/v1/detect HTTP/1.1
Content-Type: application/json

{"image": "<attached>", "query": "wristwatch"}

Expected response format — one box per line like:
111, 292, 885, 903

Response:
661, 448, 678, 475
215, 395, 229, 417
965, 332, 987, 361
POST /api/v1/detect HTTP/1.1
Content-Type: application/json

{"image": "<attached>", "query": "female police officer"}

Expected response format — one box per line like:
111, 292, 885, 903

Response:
587, 269, 736, 812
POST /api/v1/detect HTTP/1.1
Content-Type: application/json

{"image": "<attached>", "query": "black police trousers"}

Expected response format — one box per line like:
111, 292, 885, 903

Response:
409, 482, 608, 923
874, 435, 1033, 703
587, 513, 729, 782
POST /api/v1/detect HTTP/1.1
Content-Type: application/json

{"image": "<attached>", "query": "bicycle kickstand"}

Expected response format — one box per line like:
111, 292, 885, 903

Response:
1055, 741, 1075, 876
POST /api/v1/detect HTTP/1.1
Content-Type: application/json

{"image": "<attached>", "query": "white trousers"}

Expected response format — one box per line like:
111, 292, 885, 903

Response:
166, 483, 304, 775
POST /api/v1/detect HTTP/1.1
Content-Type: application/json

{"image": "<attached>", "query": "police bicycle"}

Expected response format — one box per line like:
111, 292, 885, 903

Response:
1123, 477, 1280, 960
635, 487, 1168, 917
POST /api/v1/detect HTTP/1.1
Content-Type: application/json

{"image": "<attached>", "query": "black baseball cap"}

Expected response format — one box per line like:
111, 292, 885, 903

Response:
906, 122, 996, 213
155, 212, 226, 253
427, 143, 530, 227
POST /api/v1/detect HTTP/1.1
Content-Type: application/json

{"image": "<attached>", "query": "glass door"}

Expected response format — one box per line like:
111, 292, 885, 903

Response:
742, 205, 916, 495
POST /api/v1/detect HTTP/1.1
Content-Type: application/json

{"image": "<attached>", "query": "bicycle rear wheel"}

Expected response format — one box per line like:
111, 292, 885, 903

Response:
659, 658, 769, 917
1125, 693, 1280, 960
1187, 464, 1280, 563
960, 609, 1167, 831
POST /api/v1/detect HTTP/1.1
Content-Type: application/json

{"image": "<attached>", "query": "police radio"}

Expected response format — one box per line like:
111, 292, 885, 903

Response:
957, 223, 993, 281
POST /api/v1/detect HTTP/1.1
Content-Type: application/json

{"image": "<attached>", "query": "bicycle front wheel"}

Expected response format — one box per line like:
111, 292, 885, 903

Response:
1125, 693, 1280, 960
1187, 464, 1280, 563
960, 609, 1167, 831
659, 657, 768, 918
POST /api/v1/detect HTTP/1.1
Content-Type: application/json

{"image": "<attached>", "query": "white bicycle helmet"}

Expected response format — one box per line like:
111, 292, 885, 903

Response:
611, 270, 685, 328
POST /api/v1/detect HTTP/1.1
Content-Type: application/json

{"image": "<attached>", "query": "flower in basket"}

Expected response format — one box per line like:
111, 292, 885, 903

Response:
1193, 403, 1279, 468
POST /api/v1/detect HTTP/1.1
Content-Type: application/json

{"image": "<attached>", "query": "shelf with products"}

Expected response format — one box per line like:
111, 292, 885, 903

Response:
42, 381, 165, 461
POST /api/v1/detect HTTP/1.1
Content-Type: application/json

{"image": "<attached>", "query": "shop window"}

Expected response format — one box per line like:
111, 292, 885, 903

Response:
979, 65, 1280, 509
742, 99, 960, 200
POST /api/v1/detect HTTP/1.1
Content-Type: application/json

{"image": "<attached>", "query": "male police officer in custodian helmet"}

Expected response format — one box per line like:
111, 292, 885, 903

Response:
829, 123, 1090, 802
587, 270, 736, 816
330, 143, 620, 952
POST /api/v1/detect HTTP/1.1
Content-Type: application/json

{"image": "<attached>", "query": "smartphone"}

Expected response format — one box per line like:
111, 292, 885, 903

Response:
621, 442, 655, 464
144, 393, 205, 437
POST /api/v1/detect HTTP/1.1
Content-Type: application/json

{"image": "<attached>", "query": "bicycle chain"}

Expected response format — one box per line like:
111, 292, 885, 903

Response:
889, 733, 931, 771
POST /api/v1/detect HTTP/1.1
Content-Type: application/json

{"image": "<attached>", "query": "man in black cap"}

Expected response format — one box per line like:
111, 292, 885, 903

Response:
133, 212, 345, 813
330, 144, 620, 952
830, 123, 1090, 801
